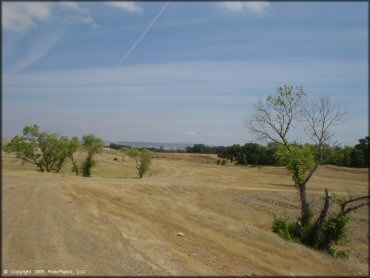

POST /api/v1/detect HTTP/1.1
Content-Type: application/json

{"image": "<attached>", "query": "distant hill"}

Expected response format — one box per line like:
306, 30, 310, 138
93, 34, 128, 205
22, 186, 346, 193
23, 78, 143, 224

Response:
111, 141, 196, 151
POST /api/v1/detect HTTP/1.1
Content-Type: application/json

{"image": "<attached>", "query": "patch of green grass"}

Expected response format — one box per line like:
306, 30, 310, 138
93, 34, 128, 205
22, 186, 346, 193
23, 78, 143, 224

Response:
91, 160, 138, 178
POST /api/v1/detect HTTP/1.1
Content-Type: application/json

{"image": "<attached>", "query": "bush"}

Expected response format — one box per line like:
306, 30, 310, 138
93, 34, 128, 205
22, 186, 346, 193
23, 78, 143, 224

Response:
272, 218, 289, 237
221, 158, 227, 165
82, 156, 95, 177
300, 222, 317, 246
321, 214, 349, 247
287, 221, 301, 240
272, 213, 350, 257
327, 249, 348, 259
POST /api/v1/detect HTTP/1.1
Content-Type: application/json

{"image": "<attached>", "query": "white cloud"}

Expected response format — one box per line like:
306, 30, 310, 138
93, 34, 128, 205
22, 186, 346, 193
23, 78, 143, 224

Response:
2, 2, 52, 33
105, 2, 143, 14
219, 2, 270, 13
4, 59, 365, 145
58, 2, 98, 28
4, 60, 366, 90
3, 2, 100, 73
9, 30, 66, 74
2, 2, 98, 33
59, 2, 89, 14
79, 15, 99, 29
2, 2, 144, 34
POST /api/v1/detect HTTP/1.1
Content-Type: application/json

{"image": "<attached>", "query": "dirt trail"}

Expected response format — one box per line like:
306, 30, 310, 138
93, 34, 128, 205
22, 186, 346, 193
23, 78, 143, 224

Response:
3, 174, 195, 276
2, 156, 368, 276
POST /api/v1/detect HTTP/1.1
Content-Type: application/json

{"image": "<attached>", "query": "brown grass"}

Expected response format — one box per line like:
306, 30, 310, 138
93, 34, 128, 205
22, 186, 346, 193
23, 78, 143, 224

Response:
2, 150, 369, 276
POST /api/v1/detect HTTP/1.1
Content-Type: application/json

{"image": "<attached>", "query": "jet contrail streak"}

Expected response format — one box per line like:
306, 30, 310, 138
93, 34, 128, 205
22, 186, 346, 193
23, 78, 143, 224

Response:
116, 2, 170, 67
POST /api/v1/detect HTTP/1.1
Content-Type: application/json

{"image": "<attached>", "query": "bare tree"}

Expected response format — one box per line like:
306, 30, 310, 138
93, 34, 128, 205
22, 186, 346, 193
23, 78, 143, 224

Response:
300, 95, 347, 229
247, 85, 306, 150
303, 94, 346, 162
246, 86, 367, 229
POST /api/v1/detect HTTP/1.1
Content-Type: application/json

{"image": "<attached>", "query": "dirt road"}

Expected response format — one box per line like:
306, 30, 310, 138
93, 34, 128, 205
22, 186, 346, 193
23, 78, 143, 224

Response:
2, 154, 368, 276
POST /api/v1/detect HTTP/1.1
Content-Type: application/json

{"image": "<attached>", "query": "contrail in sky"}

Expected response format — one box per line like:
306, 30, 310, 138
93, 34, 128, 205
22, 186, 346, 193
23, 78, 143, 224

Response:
116, 2, 170, 67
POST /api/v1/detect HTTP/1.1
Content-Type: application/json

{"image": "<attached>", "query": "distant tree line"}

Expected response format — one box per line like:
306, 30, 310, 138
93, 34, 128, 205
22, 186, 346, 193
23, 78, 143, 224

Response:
109, 143, 186, 153
185, 138, 369, 168
111, 138, 369, 168
185, 144, 227, 155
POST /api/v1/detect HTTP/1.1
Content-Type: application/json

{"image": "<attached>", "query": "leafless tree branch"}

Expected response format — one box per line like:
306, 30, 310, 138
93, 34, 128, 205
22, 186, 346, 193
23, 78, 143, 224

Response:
303, 94, 346, 162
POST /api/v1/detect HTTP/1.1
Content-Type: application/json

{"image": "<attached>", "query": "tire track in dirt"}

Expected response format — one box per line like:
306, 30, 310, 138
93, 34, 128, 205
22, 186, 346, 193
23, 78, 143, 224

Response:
3, 157, 368, 276
59, 178, 366, 276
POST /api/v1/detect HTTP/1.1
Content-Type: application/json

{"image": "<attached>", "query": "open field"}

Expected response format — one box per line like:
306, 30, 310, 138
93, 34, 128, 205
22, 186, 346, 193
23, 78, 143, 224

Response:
2, 150, 369, 276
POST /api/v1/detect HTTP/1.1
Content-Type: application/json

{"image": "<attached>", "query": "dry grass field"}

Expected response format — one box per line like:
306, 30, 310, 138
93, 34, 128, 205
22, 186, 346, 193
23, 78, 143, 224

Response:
2, 149, 369, 276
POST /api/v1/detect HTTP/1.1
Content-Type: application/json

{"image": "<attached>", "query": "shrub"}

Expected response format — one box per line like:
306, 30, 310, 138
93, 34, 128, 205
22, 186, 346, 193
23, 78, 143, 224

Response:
82, 156, 95, 177
327, 249, 348, 259
321, 214, 349, 247
300, 222, 317, 246
272, 218, 293, 241
272, 213, 350, 257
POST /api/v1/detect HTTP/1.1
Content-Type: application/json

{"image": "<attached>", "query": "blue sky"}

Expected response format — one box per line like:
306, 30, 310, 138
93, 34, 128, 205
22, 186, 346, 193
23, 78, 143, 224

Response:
2, 1, 368, 146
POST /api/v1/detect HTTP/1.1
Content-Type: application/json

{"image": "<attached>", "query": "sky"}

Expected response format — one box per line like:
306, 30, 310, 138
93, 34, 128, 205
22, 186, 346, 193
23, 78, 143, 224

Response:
2, 1, 368, 146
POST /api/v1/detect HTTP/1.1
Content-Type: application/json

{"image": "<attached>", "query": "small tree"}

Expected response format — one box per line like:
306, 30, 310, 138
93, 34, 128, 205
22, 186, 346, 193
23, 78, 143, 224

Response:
67, 137, 80, 175
246, 86, 369, 255
122, 148, 155, 178
4, 124, 76, 173
120, 147, 131, 162
81, 135, 103, 177
137, 149, 155, 178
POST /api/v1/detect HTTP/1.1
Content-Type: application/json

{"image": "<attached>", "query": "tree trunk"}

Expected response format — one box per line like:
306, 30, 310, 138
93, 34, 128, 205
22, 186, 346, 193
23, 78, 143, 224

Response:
74, 166, 79, 176
297, 162, 320, 226
36, 163, 44, 172
314, 188, 330, 240
298, 182, 311, 226
70, 156, 79, 176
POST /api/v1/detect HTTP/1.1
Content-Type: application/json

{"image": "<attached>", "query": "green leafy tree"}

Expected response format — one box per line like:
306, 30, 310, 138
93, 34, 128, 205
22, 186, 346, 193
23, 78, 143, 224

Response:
120, 147, 131, 162
276, 145, 315, 187
122, 148, 155, 178
341, 146, 353, 167
137, 149, 155, 178
4, 124, 76, 173
67, 137, 80, 175
351, 136, 369, 168
81, 135, 103, 177
350, 149, 364, 168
